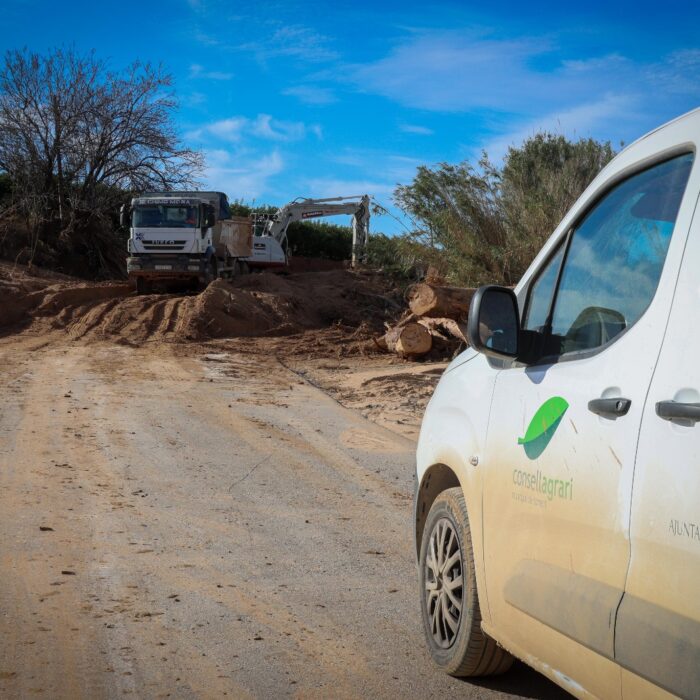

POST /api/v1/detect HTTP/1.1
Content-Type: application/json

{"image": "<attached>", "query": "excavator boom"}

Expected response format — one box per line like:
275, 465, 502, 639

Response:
264, 195, 370, 266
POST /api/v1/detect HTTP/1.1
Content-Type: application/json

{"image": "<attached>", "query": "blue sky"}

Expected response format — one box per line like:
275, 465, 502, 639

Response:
3, 0, 700, 233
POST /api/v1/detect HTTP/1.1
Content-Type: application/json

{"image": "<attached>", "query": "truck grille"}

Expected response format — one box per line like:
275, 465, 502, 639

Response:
142, 240, 187, 251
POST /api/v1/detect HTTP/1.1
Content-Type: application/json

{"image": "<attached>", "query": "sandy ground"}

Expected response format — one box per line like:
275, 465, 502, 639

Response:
0, 332, 570, 699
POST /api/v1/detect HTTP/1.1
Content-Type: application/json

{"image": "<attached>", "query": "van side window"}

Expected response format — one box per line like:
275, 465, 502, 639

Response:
523, 242, 566, 333
525, 153, 693, 357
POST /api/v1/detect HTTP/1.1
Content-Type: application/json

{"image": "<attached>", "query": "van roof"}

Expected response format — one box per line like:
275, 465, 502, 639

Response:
618, 106, 700, 156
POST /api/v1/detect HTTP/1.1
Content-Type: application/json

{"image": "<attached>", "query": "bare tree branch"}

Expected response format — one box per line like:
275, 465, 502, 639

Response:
0, 48, 203, 223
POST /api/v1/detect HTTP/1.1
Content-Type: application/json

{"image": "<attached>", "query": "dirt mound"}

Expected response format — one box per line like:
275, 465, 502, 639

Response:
0, 261, 77, 328
33, 283, 132, 316
230, 270, 399, 329
2, 264, 399, 347
19, 280, 275, 343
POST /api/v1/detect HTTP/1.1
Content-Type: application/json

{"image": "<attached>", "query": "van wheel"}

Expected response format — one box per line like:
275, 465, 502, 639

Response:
419, 487, 513, 676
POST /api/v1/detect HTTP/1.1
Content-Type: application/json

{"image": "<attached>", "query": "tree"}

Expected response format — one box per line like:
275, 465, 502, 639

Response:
394, 133, 616, 286
0, 47, 202, 223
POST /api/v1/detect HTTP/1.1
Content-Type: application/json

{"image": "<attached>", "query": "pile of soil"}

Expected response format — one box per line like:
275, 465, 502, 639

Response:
0, 261, 78, 328
1, 263, 400, 348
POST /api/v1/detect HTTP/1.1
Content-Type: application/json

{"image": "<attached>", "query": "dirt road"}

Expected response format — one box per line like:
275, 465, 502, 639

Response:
0, 336, 567, 699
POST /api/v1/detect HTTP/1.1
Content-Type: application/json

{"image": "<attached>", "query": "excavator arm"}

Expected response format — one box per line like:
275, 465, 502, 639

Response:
265, 195, 370, 266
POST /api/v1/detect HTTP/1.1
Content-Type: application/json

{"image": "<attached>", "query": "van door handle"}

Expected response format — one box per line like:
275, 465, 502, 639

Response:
588, 397, 631, 417
656, 400, 700, 422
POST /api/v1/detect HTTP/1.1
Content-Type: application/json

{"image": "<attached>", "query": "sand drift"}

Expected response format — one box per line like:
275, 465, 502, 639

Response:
1, 263, 396, 344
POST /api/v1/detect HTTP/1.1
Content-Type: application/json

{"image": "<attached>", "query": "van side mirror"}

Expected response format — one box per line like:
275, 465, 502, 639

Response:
467, 285, 521, 359
119, 204, 130, 228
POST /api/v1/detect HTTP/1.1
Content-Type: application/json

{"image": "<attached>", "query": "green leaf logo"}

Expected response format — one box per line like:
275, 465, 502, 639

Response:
518, 396, 569, 459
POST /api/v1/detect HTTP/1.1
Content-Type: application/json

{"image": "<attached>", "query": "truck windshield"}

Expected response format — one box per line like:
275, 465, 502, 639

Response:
133, 205, 199, 228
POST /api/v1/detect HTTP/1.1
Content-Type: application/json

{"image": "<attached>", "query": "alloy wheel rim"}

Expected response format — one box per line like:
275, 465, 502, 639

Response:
424, 517, 463, 649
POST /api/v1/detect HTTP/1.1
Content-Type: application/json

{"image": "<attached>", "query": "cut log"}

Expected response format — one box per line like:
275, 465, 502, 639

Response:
397, 323, 432, 356
381, 321, 433, 357
407, 283, 476, 319
417, 317, 468, 344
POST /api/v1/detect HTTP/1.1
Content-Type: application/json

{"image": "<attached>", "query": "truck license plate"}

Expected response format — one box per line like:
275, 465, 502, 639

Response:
155, 265, 172, 270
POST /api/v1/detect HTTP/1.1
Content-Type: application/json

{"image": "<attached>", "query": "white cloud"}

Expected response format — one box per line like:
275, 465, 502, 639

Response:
348, 30, 700, 122
482, 93, 639, 162
206, 71, 234, 80
283, 85, 337, 105
327, 149, 420, 183
188, 91, 207, 105
251, 114, 306, 141
351, 32, 553, 112
204, 149, 284, 200
193, 29, 221, 48
399, 124, 434, 135
238, 24, 339, 64
189, 63, 234, 80
187, 114, 321, 144
207, 117, 247, 142
645, 49, 700, 95
302, 177, 395, 200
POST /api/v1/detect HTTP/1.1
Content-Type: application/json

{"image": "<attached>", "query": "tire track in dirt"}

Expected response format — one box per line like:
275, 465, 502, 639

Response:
0, 339, 565, 699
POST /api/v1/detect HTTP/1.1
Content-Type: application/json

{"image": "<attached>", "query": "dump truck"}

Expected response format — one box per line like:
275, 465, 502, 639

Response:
122, 191, 253, 294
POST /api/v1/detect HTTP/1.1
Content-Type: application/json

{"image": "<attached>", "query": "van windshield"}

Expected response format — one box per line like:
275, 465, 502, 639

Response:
133, 205, 199, 228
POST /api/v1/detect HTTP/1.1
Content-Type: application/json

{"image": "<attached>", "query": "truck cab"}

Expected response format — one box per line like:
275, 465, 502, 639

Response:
124, 191, 230, 293
415, 109, 700, 698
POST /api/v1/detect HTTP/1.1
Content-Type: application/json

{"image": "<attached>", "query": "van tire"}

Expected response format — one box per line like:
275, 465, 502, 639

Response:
419, 487, 513, 677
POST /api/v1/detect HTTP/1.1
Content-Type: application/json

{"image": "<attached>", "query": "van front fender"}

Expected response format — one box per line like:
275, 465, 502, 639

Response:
415, 404, 491, 622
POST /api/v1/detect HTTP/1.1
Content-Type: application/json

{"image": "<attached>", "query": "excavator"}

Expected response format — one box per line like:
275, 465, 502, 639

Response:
247, 195, 371, 270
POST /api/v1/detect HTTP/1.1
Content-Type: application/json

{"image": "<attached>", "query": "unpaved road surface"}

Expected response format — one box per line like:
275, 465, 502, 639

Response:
0, 336, 567, 699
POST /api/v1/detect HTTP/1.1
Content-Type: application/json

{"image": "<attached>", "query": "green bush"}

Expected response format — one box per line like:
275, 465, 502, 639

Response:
366, 233, 436, 280
394, 133, 616, 286
286, 220, 352, 260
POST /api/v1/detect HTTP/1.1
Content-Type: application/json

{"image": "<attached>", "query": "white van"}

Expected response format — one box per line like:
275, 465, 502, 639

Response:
414, 109, 700, 699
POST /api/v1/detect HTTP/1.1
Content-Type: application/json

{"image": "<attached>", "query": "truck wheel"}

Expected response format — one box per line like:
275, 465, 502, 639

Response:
136, 277, 152, 295
419, 487, 513, 676
233, 260, 249, 276
203, 258, 217, 287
